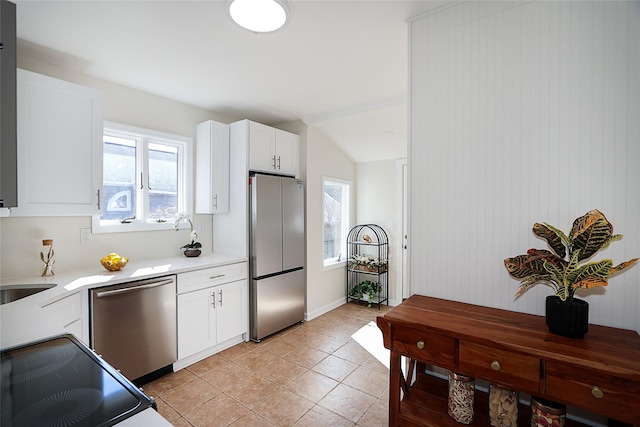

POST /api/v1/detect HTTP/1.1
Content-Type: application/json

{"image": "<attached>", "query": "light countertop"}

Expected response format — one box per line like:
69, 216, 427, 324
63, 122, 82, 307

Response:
0, 252, 246, 349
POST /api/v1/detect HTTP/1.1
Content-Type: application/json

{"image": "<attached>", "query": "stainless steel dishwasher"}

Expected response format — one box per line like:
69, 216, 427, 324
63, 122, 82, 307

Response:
91, 275, 177, 381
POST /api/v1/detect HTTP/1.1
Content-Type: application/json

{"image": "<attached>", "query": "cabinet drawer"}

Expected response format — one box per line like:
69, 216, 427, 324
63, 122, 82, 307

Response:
177, 262, 247, 294
43, 292, 82, 328
392, 327, 456, 368
459, 342, 540, 392
546, 361, 640, 425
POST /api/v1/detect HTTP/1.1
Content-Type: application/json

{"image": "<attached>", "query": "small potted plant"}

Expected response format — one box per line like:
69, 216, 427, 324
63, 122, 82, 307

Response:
174, 214, 202, 257
348, 254, 388, 273
504, 210, 638, 338
349, 280, 382, 307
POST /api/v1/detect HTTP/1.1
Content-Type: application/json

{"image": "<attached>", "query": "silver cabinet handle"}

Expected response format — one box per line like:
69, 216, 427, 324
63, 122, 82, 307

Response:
213, 194, 218, 209
219, 289, 223, 306
97, 189, 101, 210
211, 290, 215, 308
277, 156, 281, 170
95, 278, 174, 298
272, 155, 276, 169
210, 274, 225, 280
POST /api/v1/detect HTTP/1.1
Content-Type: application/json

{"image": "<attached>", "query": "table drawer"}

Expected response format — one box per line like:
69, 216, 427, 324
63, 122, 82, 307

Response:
546, 361, 640, 425
459, 341, 540, 392
177, 262, 247, 294
392, 327, 456, 368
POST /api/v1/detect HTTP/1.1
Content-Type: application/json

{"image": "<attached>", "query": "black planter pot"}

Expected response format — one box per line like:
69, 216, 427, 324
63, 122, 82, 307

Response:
183, 249, 201, 257
545, 295, 589, 338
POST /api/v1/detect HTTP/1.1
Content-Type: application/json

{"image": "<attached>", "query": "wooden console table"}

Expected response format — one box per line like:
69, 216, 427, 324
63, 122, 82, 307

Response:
376, 295, 640, 427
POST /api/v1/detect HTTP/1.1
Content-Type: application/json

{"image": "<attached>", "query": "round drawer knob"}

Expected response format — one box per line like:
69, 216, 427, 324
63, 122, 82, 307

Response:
491, 360, 501, 371
416, 341, 425, 350
591, 386, 604, 399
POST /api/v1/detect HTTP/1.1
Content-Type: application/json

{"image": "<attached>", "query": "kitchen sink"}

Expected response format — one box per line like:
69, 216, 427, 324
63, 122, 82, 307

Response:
0, 283, 56, 305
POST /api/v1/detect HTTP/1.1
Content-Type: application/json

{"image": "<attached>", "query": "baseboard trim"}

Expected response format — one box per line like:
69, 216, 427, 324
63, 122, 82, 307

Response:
173, 335, 244, 372
305, 297, 346, 321
305, 296, 399, 321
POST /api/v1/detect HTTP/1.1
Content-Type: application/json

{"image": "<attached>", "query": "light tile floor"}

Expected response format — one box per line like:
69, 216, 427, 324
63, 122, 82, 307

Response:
143, 302, 393, 427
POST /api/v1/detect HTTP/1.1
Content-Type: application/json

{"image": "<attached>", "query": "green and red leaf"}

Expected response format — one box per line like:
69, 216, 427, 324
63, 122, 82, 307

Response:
533, 223, 567, 258
504, 250, 560, 278
609, 258, 639, 276
569, 210, 613, 261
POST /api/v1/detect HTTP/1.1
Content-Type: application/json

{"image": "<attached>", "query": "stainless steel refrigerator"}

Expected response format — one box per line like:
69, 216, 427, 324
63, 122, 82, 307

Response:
249, 173, 305, 341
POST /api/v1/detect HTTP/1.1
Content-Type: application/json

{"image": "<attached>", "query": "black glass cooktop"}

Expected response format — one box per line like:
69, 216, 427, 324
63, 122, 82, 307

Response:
1, 334, 156, 427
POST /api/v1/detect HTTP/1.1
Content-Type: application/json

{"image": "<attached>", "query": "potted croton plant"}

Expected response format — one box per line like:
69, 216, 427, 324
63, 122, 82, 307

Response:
504, 210, 638, 338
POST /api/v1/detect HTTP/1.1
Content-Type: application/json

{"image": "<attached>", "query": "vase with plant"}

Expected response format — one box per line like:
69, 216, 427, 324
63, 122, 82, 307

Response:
504, 209, 638, 338
174, 214, 202, 257
348, 254, 388, 273
349, 280, 382, 307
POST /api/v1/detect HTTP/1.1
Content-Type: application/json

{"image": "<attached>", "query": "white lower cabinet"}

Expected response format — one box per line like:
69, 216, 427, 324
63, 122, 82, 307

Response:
42, 290, 88, 345
215, 280, 246, 343
177, 264, 248, 360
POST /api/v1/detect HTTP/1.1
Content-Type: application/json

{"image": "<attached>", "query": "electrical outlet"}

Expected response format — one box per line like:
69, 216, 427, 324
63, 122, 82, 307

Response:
197, 223, 205, 234
80, 228, 92, 243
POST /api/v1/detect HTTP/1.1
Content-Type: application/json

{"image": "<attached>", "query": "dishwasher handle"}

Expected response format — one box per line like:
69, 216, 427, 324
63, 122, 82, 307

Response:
95, 278, 174, 298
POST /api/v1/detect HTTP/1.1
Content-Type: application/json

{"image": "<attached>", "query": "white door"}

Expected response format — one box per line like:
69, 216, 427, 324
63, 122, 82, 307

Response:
14, 69, 103, 216
177, 287, 216, 359
248, 121, 276, 173
274, 130, 299, 176
402, 162, 409, 299
216, 280, 247, 343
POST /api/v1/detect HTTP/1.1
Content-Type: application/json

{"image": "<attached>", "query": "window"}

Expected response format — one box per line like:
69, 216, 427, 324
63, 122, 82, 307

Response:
323, 177, 350, 267
93, 122, 191, 233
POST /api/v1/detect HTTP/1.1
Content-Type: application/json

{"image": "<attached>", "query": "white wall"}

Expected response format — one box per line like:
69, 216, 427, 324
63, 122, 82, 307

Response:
304, 127, 356, 318
409, 1, 640, 331
356, 160, 401, 304
0, 56, 236, 279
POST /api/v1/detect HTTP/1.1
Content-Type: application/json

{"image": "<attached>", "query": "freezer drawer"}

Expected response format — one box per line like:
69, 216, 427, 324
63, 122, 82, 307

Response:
251, 269, 304, 341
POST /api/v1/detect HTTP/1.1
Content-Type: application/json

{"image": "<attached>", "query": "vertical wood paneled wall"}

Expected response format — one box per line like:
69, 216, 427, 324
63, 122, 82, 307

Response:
409, 1, 640, 331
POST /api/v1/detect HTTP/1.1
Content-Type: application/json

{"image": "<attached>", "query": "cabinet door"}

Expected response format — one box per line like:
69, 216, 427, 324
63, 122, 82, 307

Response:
248, 121, 276, 173
0, 0, 18, 209
177, 287, 216, 359
275, 129, 299, 177
42, 291, 87, 345
216, 279, 248, 344
195, 120, 230, 214
13, 69, 103, 216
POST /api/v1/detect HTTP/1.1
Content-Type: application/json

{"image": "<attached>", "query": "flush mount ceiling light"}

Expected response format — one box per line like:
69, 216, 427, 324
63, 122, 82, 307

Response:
227, 0, 290, 33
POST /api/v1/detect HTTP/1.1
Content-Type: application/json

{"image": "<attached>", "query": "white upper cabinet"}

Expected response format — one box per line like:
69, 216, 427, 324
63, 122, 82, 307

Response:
12, 69, 103, 216
274, 128, 299, 177
195, 120, 230, 214
248, 121, 299, 177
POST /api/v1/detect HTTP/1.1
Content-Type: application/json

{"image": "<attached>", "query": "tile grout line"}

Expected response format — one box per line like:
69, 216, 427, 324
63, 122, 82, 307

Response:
147, 303, 392, 426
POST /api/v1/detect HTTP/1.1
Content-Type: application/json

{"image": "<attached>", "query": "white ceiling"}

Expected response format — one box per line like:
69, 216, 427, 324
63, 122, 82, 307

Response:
14, 0, 450, 163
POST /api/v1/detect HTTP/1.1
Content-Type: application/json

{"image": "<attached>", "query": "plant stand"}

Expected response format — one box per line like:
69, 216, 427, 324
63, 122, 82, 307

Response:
346, 224, 389, 309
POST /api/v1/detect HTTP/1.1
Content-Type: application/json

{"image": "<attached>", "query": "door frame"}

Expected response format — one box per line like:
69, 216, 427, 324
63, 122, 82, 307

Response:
395, 158, 408, 302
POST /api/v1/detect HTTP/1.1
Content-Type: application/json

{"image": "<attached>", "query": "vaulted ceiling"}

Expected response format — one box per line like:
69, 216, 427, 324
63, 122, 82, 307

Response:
15, 0, 450, 163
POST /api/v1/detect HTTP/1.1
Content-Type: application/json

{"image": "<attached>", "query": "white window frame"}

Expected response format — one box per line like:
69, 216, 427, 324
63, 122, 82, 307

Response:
92, 121, 192, 233
322, 176, 351, 269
